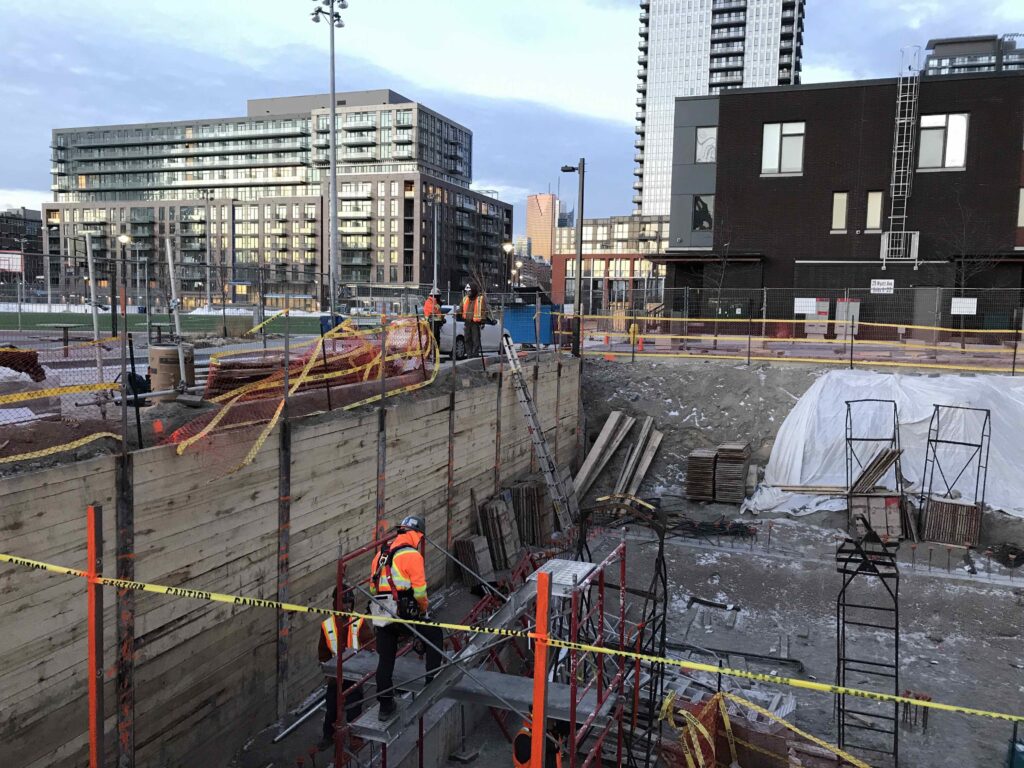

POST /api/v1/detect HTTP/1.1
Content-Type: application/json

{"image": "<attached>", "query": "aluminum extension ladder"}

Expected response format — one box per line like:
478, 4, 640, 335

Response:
501, 335, 578, 531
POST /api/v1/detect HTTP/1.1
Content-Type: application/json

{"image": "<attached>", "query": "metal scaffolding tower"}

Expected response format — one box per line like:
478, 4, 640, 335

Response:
882, 46, 921, 270
835, 529, 900, 766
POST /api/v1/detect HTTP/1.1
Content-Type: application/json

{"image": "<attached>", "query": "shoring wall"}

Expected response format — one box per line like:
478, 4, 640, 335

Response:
0, 355, 580, 768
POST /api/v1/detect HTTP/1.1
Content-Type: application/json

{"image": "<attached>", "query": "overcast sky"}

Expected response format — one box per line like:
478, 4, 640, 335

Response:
2, 0, 1022, 231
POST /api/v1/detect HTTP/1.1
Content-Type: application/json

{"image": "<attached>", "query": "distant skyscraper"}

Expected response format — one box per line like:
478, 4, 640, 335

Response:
635, 0, 805, 215
525, 193, 560, 261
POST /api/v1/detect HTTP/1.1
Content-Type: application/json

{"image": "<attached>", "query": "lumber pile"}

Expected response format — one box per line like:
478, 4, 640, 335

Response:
850, 448, 901, 492
574, 411, 635, 498
508, 481, 548, 546
454, 536, 495, 587
714, 442, 751, 504
478, 494, 522, 569
614, 417, 663, 497
921, 496, 982, 547
685, 449, 717, 501
849, 495, 902, 539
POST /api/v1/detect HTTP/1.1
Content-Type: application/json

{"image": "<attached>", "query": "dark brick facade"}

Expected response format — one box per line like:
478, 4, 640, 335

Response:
709, 72, 1024, 289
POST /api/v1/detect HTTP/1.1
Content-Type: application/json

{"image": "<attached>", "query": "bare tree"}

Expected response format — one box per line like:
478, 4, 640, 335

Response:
701, 198, 733, 350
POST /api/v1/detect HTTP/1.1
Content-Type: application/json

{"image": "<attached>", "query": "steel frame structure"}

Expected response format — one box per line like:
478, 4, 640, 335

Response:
918, 404, 992, 512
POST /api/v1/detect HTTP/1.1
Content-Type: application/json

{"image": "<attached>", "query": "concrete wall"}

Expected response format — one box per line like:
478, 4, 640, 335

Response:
0, 356, 580, 768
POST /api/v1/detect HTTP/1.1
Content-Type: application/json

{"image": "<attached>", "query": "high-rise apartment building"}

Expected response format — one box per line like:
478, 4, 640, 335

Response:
635, 0, 805, 216
45, 90, 511, 309
924, 35, 1024, 76
525, 193, 560, 261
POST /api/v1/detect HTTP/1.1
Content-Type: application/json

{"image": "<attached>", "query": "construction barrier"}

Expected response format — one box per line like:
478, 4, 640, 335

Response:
2, 550, 1022, 726
552, 312, 1024, 375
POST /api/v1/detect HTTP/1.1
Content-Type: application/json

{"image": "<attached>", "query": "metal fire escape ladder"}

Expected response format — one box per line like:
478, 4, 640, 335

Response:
882, 47, 921, 270
502, 336, 579, 531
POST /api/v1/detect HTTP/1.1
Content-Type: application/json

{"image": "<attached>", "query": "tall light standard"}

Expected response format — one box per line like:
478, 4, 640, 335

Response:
502, 241, 514, 291
197, 187, 214, 308
515, 259, 524, 289
429, 190, 442, 293
561, 158, 586, 356
311, 0, 347, 317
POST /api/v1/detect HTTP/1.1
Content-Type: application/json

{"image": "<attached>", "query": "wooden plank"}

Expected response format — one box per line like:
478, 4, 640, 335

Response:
626, 430, 663, 497
573, 412, 622, 494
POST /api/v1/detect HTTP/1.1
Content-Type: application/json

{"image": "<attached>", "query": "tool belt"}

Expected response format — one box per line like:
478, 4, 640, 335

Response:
369, 589, 421, 627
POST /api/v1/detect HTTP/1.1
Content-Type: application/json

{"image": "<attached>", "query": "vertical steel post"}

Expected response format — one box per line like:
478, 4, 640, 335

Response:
120, 242, 129, 449
277, 416, 292, 722
531, 570, 552, 768
204, 192, 213, 309
87, 504, 105, 768
569, 575, 580, 768
327, 5, 339, 316
335, 559, 347, 768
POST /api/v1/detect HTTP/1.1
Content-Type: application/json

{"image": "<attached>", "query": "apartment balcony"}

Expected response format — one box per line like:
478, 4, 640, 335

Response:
342, 152, 376, 163
710, 72, 744, 84
71, 126, 310, 148
393, 132, 414, 144
298, 225, 316, 234
341, 120, 376, 132
340, 242, 370, 251
393, 148, 415, 160
50, 166, 66, 175
710, 58, 744, 71
632, 194, 643, 206
639, 25, 649, 38
640, 0, 649, 8
636, 96, 646, 107
342, 135, 377, 147
637, 68, 647, 80
635, 123, 645, 135
339, 223, 372, 235
269, 226, 286, 235
180, 241, 206, 252
635, 110, 646, 121
340, 253, 374, 267
639, 11, 649, 22
313, 136, 330, 148
711, 43, 744, 55
634, 152, 644, 163
638, 37, 648, 51
711, 27, 746, 41
637, 80, 647, 92
638, 54, 648, 65
339, 209, 371, 220
632, 180, 643, 190
633, 166, 643, 176
712, 0, 746, 10
781, 25, 794, 36
339, 189, 372, 200
711, 12, 745, 26
634, 137, 644, 149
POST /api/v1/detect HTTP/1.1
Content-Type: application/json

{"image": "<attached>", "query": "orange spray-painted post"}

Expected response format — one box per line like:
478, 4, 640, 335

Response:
531, 570, 552, 767
87, 504, 104, 768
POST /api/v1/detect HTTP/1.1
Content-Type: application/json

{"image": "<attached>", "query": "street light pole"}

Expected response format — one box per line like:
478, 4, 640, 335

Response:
432, 191, 441, 292
561, 158, 586, 356
200, 187, 213, 308
312, 0, 348, 318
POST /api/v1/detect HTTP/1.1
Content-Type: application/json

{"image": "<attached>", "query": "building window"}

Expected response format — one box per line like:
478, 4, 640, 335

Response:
1018, 188, 1024, 228
919, 114, 968, 169
761, 122, 805, 174
692, 195, 714, 232
695, 127, 717, 163
831, 192, 848, 233
866, 191, 884, 231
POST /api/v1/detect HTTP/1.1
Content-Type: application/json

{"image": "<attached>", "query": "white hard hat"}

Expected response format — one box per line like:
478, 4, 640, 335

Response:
464, 284, 472, 292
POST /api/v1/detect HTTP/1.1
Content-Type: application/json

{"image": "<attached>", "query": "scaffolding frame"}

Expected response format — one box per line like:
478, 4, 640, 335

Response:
845, 398, 906, 537
835, 528, 901, 766
918, 404, 992, 512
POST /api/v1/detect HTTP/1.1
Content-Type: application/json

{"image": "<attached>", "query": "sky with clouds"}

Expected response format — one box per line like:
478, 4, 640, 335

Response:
1, 0, 1022, 232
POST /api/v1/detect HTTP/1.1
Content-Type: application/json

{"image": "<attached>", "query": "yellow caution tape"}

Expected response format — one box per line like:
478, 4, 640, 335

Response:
0, 382, 120, 406
1, 551, 1021, 726
243, 309, 289, 337
0, 432, 122, 465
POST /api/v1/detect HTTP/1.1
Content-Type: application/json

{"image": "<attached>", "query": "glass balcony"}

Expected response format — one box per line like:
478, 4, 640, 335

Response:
72, 125, 310, 148
339, 223, 372, 235
393, 132, 414, 145
342, 152, 376, 163
339, 209, 372, 219
342, 135, 377, 147
632, 180, 643, 190
339, 189, 372, 200
638, 68, 647, 80
341, 120, 376, 132
393, 149, 415, 160
637, 80, 647, 92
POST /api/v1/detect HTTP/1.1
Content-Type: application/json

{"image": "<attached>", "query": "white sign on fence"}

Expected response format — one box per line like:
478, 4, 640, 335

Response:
871, 279, 895, 295
794, 297, 818, 315
950, 297, 978, 316
0, 251, 24, 274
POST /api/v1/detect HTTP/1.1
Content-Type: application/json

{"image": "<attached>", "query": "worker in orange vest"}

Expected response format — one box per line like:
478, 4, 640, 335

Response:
423, 288, 444, 348
318, 586, 373, 750
512, 707, 564, 768
459, 283, 486, 358
369, 515, 444, 721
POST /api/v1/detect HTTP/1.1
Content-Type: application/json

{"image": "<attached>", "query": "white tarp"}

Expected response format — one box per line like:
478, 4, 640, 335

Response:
761, 369, 1023, 517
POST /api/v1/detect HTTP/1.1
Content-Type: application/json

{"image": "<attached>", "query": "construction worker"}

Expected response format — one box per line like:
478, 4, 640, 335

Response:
512, 707, 563, 768
318, 586, 373, 750
423, 288, 444, 348
459, 283, 486, 358
369, 515, 444, 721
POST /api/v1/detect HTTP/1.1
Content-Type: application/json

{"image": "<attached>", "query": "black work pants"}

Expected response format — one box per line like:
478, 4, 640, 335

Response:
324, 678, 364, 738
374, 621, 444, 707
428, 318, 443, 348
465, 321, 482, 358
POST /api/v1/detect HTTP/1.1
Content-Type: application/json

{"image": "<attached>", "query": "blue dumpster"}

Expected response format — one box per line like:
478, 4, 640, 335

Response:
319, 314, 345, 334
502, 304, 553, 345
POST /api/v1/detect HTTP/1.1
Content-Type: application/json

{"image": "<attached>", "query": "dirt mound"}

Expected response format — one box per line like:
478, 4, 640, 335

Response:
581, 358, 828, 500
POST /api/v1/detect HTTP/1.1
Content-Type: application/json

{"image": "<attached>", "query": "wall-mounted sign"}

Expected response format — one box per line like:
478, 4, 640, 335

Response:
870, 279, 895, 294
950, 297, 978, 316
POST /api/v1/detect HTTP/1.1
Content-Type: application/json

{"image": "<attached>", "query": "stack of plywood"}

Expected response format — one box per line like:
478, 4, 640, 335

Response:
479, 495, 521, 569
686, 449, 717, 501
509, 481, 547, 546
454, 536, 496, 586
715, 442, 751, 504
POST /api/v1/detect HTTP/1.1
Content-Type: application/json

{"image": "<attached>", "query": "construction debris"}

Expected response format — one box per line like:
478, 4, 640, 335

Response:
685, 448, 717, 501
849, 447, 902, 493
508, 481, 549, 546
478, 494, 522, 570
574, 410, 635, 498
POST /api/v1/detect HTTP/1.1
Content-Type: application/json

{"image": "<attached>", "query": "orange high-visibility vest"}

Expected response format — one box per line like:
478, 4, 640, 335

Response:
512, 720, 562, 768
461, 295, 485, 323
321, 615, 363, 656
370, 531, 429, 607
423, 296, 442, 319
